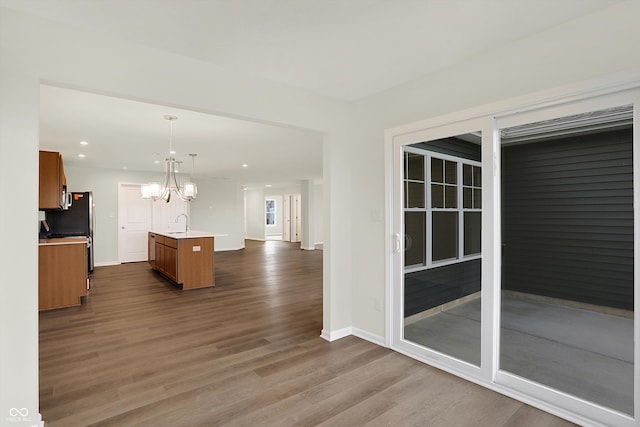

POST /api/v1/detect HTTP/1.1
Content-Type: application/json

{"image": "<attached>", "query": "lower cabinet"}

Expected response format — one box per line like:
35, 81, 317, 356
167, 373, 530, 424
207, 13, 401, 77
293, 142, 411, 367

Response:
163, 243, 178, 282
155, 241, 163, 272
149, 232, 213, 289
39, 240, 88, 310
148, 232, 156, 269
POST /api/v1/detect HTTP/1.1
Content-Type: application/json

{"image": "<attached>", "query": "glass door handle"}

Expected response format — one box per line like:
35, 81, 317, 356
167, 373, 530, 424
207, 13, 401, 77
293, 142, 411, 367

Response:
393, 233, 401, 253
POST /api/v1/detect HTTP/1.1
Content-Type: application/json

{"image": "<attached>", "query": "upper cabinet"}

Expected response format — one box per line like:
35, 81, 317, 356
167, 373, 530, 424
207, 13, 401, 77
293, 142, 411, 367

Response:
39, 150, 68, 210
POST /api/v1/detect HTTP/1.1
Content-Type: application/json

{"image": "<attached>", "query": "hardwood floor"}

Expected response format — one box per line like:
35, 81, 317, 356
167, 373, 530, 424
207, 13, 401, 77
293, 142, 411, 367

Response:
39, 240, 575, 426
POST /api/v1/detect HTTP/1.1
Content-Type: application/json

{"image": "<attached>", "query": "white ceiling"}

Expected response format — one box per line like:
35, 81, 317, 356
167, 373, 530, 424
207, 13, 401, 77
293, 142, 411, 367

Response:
2, 0, 623, 186
38, 85, 324, 188
0, 0, 621, 100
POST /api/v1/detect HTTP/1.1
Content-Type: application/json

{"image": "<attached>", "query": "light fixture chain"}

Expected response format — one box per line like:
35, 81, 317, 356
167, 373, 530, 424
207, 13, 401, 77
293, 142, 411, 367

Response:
169, 117, 174, 156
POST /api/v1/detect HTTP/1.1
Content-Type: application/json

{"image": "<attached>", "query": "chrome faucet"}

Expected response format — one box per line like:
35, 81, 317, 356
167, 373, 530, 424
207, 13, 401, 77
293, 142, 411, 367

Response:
175, 213, 188, 233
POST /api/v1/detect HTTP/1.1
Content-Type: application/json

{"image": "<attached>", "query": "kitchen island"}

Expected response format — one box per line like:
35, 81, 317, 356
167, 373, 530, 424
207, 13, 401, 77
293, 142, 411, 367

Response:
148, 230, 215, 290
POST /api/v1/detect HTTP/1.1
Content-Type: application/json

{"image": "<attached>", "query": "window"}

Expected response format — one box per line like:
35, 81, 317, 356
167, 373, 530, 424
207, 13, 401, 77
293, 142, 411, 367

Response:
403, 147, 481, 271
265, 199, 276, 225
463, 164, 481, 255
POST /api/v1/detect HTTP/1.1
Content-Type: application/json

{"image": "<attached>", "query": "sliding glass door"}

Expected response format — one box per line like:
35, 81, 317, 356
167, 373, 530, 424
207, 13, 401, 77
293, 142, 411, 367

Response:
402, 133, 483, 366
390, 88, 639, 426
498, 103, 635, 417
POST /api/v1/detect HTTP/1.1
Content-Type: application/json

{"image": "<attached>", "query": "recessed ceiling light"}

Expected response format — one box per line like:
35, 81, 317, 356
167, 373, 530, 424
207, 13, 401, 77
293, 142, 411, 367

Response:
80, 140, 88, 146
122, 166, 128, 170
154, 160, 160, 164
169, 150, 176, 154
78, 154, 86, 158
265, 184, 272, 187
242, 164, 248, 168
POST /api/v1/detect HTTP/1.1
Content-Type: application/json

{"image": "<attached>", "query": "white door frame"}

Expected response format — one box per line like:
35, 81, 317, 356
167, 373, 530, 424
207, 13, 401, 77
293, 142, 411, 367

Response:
283, 194, 291, 241
293, 193, 301, 243
264, 195, 282, 239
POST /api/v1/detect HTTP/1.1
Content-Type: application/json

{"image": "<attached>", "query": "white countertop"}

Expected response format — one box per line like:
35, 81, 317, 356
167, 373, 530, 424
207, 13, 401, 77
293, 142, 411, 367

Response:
150, 230, 226, 239
39, 237, 89, 246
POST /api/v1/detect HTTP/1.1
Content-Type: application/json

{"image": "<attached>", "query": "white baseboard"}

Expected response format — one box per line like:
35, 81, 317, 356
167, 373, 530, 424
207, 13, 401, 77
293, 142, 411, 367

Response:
319, 329, 331, 341
320, 327, 352, 342
301, 245, 315, 251
94, 261, 120, 267
320, 327, 386, 347
214, 245, 246, 252
351, 327, 386, 347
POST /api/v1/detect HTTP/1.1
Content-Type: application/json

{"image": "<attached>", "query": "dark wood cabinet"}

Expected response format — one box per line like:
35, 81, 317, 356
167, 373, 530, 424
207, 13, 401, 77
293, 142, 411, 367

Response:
164, 245, 178, 282
156, 242, 164, 272
148, 232, 156, 269
148, 232, 214, 289
39, 239, 88, 310
149, 233, 178, 283
39, 150, 67, 210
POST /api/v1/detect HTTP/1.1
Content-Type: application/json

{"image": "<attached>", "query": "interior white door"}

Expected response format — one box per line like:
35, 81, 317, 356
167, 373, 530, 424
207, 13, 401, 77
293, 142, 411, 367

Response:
283, 194, 291, 241
118, 183, 152, 263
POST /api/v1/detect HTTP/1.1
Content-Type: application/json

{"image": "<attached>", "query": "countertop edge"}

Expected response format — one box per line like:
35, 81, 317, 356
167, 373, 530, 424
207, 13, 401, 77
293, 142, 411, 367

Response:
149, 230, 222, 239
39, 237, 89, 246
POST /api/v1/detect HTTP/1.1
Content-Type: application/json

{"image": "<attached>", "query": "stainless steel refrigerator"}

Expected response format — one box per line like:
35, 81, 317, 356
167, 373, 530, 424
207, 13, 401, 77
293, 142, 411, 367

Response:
43, 191, 95, 273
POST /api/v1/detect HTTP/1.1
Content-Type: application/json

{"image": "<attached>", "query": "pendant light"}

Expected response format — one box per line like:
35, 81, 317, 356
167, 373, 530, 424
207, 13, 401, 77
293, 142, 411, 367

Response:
141, 115, 198, 202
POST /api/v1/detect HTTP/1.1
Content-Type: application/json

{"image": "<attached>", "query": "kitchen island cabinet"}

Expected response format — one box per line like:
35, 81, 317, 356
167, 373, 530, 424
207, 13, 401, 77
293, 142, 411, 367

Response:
39, 237, 89, 310
149, 231, 214, 290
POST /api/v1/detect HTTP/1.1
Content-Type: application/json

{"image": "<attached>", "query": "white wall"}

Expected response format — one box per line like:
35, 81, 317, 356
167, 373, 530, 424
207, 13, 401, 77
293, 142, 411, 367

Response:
189, 179, 245, 251
347, 0, 640, 338
313, 181, 324, 246
4, 1, 640, 421
299, 180, 314, 250
152, 193, 188, 233
0, 69, 41, 426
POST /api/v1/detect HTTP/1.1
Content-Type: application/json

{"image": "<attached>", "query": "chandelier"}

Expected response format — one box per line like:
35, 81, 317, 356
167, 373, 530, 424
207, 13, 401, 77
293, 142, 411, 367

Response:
141, 115, 198, 202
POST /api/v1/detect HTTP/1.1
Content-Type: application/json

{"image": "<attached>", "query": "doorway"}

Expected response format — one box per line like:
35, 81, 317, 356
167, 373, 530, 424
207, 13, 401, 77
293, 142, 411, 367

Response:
265, 196, 282, 240
282, 193, 302, 243
118, 183, 152, 263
